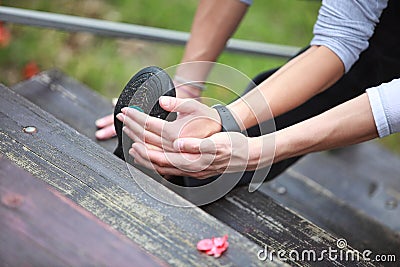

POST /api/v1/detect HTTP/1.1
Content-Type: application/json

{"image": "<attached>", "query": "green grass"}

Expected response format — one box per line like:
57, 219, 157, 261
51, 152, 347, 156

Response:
379, 134, 400, 156
1, 0, 319, 97
1, 0, 399, 154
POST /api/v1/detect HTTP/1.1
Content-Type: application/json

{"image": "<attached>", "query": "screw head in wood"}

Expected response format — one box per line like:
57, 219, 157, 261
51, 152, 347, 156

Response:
385, 198, 398, 210
23, 126, 37, 134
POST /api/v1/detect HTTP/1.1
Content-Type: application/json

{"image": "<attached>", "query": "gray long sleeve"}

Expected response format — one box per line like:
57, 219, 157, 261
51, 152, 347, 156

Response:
311, 0, 388, 73
310, 1, 400, 137
241, 0, 399, 137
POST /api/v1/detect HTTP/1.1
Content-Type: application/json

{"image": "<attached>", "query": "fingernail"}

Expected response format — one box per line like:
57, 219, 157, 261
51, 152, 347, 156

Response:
116, 113, 124, 121
95, 129, 105, 139
160, 96, 169, 108
121, 107, 128, 113
95, 118, 102, 126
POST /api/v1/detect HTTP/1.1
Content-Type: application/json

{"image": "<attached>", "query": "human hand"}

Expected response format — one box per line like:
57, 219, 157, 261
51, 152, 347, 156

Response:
95, 82, 200, 141
128, 132, 256, 179
116, 96, 222, 152
95, 114, 116, 140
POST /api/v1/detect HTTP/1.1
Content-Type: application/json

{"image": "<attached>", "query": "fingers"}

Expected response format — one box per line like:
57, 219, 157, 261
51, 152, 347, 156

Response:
121, 107, 166, 138
122, 124, 171, 150
173, 138, 217, 154
95, 114, 116, 140
116, 109, 175, 150
95, 114, 114, 128
95, 125, 116, 140
131, 142, 214, 173
159, 96, 201, 114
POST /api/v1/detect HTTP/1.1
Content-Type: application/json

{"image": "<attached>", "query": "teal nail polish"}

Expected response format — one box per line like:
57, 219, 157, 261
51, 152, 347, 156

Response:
129, 105, 144, 113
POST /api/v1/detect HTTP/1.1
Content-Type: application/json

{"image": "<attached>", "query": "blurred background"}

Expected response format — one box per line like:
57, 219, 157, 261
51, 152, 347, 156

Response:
1, 0, 398, 152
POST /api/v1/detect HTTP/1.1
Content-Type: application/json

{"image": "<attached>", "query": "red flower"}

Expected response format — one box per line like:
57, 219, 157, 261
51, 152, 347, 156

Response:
0, 22, 11, 47
23, 61, 40, 79
197, 235, 229, 258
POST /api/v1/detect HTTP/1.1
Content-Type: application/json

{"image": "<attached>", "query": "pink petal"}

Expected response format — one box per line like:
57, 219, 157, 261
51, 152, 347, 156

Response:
197, 238, 214, 251
213, 242, 229, 258
197, 235, 229, 257
213, 235, 228, 247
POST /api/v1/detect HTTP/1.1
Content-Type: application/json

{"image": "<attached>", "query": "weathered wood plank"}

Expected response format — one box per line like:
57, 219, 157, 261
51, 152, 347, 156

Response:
325, 143, 400, 231
11, 69, 117, 152
259, 150, 400, 259
204, 188, 377, 267
0, 157, 166, 267
0, 85, 271, 267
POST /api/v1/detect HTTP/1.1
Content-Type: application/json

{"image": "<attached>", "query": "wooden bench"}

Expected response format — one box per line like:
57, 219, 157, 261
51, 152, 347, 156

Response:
0, 157, 166, 267
2, 69, 399, 266
1, 84, 266, 266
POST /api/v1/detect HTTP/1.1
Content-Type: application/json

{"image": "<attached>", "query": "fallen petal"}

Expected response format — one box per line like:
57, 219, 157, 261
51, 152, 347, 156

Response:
197, 238, 214, 251
197, 235, 229, 258
213, 235, 228, 247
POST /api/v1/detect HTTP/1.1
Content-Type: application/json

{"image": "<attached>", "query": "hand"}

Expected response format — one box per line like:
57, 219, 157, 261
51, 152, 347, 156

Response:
128, 132, 254, 179
95, 114, 116, 140
95, 83, 200, 141
117, 96, 222, 152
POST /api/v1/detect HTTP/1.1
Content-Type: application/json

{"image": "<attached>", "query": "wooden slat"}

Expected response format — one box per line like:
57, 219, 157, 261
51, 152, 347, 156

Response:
324, 143, 400, 230
259, 150, 400, 259
0, 85, 271, 267
204, 188, 376, 267
0, 157, 166, 267
260, 149, 400, 258
11, 69, 117, 152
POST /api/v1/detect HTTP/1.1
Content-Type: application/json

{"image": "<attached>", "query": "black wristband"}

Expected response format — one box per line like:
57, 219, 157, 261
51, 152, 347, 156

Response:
212, 104, 241, 132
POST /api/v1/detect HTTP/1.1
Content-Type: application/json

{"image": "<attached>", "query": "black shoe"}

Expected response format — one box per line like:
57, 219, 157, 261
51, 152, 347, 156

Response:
113, 66, 176, 160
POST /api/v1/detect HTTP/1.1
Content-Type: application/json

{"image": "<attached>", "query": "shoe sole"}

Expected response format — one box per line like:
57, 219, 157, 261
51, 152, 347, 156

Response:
113, 66, 176, 160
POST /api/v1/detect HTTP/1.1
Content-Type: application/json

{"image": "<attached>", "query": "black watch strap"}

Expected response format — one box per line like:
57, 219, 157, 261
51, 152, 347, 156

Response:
212, 104, 241, 132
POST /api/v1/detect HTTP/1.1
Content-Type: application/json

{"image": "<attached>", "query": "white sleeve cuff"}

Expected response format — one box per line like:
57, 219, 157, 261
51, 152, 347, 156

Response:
366, 78, 400, 138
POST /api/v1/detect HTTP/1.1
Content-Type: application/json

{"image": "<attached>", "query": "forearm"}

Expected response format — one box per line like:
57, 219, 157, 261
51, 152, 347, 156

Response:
176, 0, 248, 81
250, 93, 378, 168
228, 46, 344, 130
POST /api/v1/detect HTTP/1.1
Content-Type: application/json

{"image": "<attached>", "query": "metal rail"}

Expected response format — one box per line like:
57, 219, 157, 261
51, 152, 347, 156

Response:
0, 6, 299, 58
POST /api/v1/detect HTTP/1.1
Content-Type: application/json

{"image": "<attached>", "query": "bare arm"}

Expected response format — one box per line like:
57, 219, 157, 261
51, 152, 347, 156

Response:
250, 93, 378, 169
124, 93, 378, 178
175, 0, 249, 96
228, 45, 345, 130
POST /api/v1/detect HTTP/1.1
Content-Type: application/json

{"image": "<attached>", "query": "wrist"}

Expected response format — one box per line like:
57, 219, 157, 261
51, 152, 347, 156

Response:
247, 137, 262, 170
247, 135, 276, 170
209, 107, 223, 134
175, 84, 202, 99
212, 104, 241, 132
174, 75, 206, 91
227, 100, 256, 130
274, 130, 290, 163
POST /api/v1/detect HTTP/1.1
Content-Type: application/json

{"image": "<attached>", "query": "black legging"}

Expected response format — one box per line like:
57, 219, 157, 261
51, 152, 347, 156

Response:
184, 0, 400, 187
